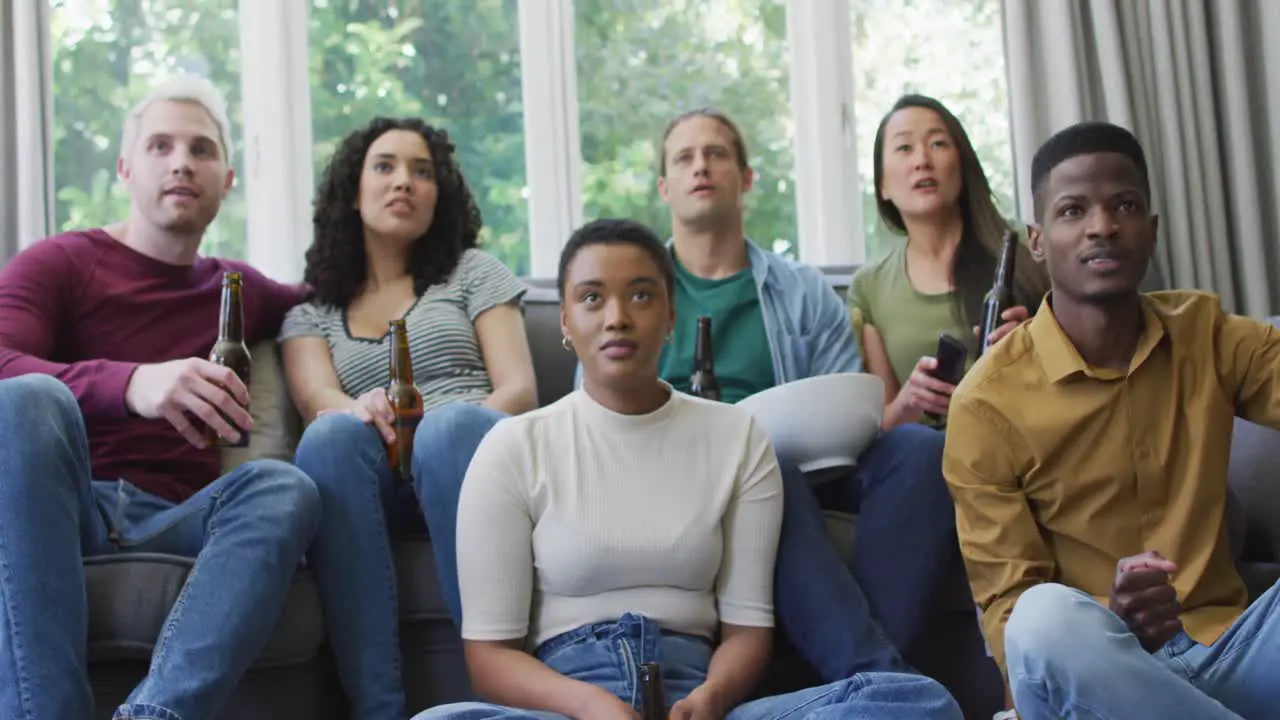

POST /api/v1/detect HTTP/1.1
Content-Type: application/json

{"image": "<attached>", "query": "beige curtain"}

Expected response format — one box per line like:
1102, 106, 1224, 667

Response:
1003, 0, 1280, 316
0, 1, 52, 267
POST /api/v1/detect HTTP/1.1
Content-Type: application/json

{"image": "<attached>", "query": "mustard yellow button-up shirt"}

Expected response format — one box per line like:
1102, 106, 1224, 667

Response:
943, 290, 1280, 673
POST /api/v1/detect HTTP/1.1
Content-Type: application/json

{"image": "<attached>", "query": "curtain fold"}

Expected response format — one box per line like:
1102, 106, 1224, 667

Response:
1003, 0, 1280, 315
0, 0, 52, 267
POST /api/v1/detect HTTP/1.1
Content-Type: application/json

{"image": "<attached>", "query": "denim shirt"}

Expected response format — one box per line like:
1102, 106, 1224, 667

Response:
736, 240, 863, 382
573, 240, 862, 388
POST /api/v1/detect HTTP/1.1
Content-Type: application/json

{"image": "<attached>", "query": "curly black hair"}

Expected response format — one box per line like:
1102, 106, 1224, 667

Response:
304, 117, 483, 308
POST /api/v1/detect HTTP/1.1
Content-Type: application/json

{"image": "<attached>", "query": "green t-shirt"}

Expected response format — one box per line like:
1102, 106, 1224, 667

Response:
659, 256, 776, 403
846, 243, 978, 391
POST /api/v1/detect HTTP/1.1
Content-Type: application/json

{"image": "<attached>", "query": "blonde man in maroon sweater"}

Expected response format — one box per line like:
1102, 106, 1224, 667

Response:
0, 76, 330, 720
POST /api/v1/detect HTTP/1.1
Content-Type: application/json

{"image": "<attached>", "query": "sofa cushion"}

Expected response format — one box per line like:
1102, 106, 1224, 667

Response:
524, 286, 577, 406
85, 554, 326, 667
1229, 417, 1280, 563
1225, 315, 1280, 565
221, 340, 299, 472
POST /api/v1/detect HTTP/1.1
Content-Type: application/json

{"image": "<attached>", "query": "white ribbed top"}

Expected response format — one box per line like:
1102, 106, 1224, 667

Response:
455, 387, 784, 648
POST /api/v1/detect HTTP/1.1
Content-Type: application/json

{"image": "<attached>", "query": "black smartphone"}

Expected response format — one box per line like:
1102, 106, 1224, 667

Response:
925, 333, 968, 425
931, 333, 969, 387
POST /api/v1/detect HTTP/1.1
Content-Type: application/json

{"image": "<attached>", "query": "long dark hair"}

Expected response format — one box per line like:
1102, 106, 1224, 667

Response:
872, 94, 1047, 327
304, 117, 483, 308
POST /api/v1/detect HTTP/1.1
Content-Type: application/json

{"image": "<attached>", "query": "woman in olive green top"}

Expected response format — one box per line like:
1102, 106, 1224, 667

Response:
850, 95, 1047, 429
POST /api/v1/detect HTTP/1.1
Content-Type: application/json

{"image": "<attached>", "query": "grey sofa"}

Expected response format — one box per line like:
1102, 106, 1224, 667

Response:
82, 282, 1280, 720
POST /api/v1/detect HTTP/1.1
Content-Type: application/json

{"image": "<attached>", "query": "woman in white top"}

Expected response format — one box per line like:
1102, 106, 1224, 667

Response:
414, 219, 962, 720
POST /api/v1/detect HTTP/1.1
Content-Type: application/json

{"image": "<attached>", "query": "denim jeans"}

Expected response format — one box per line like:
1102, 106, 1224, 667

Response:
412, 613, 962, 719
413, 402, 508, 624
292, 401, 506, 715
0, 374, 321, 720
1006, 581, 1280, 719
293, 411, 429, 720
413, 406, 948, 684
779, 423, 959, 679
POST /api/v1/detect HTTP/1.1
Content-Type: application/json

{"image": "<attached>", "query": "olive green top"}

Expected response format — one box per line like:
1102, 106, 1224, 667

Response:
847, 243, 979, 397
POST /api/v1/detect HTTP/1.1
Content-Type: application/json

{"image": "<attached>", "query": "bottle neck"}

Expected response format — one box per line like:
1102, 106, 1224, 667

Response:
218, 284, 244, 342
694, 325, 715, 372
390, 332, 414, 384
994, 241, 1017, 292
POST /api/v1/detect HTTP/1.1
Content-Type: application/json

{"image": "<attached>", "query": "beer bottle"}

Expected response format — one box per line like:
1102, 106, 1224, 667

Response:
689, 316, 721, 401
639, 662, 667, 720
978, 229, 1018, 355
206, 271, 252, 447
386, 319, 424, 481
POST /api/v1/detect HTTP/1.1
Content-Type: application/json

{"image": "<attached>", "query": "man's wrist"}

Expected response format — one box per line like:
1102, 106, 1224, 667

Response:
121, 364, 144, 417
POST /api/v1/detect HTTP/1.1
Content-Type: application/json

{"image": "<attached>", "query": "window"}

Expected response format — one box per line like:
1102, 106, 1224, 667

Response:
309, 0, 530, 273
49, 0, 245, 258
851, 0, 1013, 261
574, 0, 797, 256
23, 0, 1022, 276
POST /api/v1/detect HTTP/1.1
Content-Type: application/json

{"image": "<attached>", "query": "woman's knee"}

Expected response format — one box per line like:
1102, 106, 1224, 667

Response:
414, 403, 504, 452
296, 411, 381, 459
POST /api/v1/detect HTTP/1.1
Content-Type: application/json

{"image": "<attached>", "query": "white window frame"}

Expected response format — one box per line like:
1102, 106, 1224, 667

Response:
787, 0, 863, 266
27, 0, 870, 275
518, 0, 585, 278
238, 0, 313, 283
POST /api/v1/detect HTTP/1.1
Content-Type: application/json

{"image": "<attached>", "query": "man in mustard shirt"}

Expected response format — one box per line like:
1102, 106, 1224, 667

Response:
944, 120, 1280, 719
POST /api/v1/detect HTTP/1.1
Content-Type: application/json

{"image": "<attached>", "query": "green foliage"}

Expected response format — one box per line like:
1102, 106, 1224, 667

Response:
851, 0, 1013, 261
575, 0, 795, 255
49, 0, 245, 258
49, 0, 1010, 273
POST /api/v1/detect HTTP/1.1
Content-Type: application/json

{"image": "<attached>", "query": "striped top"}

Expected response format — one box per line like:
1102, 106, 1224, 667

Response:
279, 248, 527, 411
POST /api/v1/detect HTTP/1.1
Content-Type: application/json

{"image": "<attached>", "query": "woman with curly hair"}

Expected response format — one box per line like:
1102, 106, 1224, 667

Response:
280, 117, 537, 717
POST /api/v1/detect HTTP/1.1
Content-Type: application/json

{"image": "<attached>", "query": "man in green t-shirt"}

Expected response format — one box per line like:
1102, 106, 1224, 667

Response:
651, 109, 970, 706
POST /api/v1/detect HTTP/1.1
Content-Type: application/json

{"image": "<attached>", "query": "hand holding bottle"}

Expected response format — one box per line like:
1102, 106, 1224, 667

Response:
971, 305, 1030, 348
347, 387, 397, 444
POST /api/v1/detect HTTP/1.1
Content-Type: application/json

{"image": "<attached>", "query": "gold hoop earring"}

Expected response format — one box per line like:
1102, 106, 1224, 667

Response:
561, 336, 573, 351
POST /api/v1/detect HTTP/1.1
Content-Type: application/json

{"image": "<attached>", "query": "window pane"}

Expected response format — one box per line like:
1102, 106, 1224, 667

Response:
852, 0, 1013, 261
309, 0, 529, 274
50, 0, 245, 258
575, 0, 797, 257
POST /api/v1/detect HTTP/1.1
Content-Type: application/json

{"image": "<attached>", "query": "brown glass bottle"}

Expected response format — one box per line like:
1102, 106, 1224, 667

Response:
206, 271, 252, 447
689, 316, 721, 401
639, 662, 667, 720
386, 319, 424, 481
978, 229, 1018, 355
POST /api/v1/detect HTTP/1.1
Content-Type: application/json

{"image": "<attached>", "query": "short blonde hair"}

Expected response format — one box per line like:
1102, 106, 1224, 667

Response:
119, 74, 233, 160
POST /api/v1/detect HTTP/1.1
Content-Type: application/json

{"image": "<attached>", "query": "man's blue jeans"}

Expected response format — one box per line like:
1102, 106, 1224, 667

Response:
1006, 581, 1280, 719
412, 405, 953, 685
793, 423, 961, 678
292, 402, 506, 718
0, 374, 322, 720
411, 613, 963, 720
